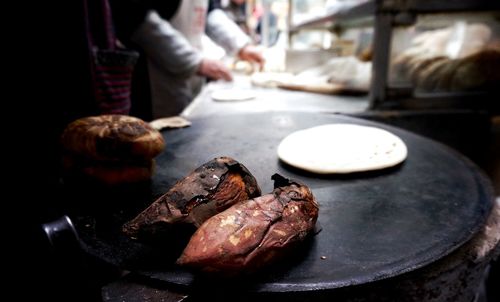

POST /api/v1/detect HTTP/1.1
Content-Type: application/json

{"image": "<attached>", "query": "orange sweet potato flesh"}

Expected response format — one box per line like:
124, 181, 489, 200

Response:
122, 157, 261, 241
177, 174, 318, 274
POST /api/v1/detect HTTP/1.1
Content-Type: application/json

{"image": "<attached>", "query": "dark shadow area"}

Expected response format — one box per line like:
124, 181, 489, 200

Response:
346, 110, 492, 166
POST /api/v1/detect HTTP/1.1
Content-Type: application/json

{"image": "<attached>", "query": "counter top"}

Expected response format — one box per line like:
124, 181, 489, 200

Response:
181, 75, 369, 119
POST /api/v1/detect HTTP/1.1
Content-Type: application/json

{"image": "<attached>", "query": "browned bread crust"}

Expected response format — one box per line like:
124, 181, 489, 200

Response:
61, 115, 165, 161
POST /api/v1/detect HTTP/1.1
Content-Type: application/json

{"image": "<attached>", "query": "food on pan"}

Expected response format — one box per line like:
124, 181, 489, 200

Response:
123, 157, 261, 241
61, 114, 165, 185
277, 124, 407, 174
61, 114, 164, 161
149, 116, 191, 130
177, 174, 318, 274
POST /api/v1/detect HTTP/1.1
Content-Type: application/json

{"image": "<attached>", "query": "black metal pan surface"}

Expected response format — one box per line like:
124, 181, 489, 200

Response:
68, 112, 494, 293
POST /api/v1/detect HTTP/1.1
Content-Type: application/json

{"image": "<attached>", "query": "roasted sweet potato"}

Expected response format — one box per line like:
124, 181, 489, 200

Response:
123, 157, 261, 240
177, 174, 318, 274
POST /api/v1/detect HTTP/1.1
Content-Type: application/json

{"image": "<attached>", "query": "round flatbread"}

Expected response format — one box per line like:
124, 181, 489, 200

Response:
277, 124, 408, 174
211, 89, 256, 102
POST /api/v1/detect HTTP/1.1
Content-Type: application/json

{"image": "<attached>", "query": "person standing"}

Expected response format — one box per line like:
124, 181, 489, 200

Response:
130, 0, 264, 118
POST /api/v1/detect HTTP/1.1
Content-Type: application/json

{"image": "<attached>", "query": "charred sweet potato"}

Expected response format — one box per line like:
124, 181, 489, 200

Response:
177, 174, 318, 274
123, 157, 261, 240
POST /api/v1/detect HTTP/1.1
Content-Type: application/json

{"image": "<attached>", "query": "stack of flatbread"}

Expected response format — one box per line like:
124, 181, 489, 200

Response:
251, 56, 371, 95
391, 22, 500, 92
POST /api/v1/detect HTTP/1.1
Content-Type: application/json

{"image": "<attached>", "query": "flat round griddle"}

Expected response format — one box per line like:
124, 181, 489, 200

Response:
70, 112, 494, 294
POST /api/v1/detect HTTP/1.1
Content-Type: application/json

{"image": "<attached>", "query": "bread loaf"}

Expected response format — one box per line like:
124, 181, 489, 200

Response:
60, 115, 165, 184
61, 114, 165, 161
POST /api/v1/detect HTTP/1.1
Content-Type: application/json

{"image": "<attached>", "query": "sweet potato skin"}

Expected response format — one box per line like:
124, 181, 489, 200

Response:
177, 174, 318, 274
122, 157, 261, 240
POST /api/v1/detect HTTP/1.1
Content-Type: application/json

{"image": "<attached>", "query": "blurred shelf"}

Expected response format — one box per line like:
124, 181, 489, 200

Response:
289, 0, 375, 33
378, 0, 500, 13
289, 0, 499, 35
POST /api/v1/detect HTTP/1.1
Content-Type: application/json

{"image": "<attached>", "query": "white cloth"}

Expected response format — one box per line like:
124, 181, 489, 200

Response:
131, 11, 202, 78
206, 9, 249, 56
132, 11, 203, 118
170, 0, 207, 50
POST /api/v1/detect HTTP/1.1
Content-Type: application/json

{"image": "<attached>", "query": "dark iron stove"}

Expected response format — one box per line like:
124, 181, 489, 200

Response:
37, 112, 497, 302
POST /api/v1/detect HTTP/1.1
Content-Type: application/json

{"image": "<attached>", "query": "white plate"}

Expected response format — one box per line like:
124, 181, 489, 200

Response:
211, 89, 257, 102
277, 124, 408, 174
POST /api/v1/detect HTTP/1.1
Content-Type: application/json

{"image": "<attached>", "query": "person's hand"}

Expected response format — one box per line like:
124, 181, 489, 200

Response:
196, 58, 233, 81
238, 45, 265, 70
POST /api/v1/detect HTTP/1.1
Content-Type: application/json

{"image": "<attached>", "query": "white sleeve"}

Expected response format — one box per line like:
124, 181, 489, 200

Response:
205, 8, 250, 56
131, 10, 202, 78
